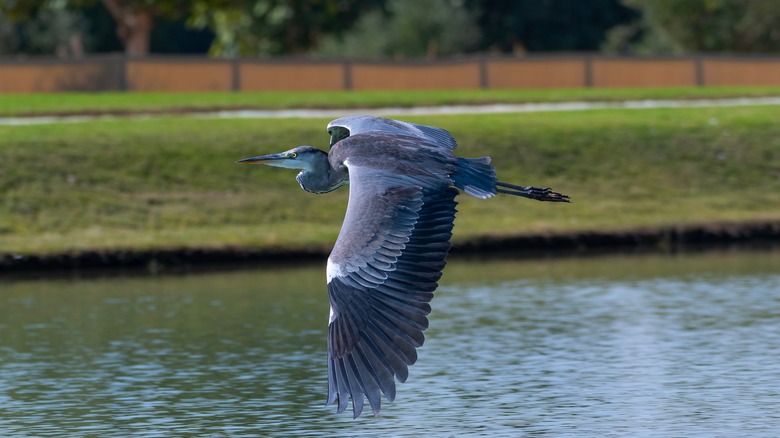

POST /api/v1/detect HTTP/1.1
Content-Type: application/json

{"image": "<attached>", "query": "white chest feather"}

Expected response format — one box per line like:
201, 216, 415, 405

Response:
328, 305, 336, 324
326, 258, 343, 283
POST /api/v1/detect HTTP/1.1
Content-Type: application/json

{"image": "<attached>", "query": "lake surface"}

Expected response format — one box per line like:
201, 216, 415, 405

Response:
1, 249, 779, 437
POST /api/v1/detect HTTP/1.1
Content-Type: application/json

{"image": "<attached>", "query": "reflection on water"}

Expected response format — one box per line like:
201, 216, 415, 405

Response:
1, 249, 780, 437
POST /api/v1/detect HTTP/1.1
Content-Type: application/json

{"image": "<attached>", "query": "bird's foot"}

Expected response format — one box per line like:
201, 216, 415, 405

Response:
523, 186, 571, 202
496, 181, 571, 202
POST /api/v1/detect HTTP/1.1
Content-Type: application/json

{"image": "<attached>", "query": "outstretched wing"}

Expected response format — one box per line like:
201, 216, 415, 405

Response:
325, 154, 458, 418
327, 115, 458, 151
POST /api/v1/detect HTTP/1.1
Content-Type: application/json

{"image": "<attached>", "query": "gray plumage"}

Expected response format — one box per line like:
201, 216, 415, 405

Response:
238, 116, 569, 419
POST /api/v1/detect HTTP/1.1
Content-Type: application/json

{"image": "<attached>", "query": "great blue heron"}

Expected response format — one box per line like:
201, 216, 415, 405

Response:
238, 116, 569, 418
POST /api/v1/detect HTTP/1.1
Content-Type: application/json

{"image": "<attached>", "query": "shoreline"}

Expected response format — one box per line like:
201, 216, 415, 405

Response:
3, 219, 779, 275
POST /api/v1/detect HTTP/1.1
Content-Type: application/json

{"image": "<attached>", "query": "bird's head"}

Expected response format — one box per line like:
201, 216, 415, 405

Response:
237, 146, 326, 171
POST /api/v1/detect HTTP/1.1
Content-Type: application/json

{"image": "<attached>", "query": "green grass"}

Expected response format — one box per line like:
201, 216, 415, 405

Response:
2, 86, 780, 116
1, 104, 779, 255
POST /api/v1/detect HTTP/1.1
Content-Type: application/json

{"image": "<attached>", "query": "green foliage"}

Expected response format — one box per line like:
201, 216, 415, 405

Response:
0, 0, 89, 55
315, 0, 479, 58
466, 0, 638, 53
195, 0, 384, 57
4, 0, 778, 57
0, 0, 224, 55
605, 0, 780, 53
0, 13, 18, 53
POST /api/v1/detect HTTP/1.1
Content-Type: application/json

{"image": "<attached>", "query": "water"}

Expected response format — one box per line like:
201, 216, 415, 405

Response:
1, 249, 779, 437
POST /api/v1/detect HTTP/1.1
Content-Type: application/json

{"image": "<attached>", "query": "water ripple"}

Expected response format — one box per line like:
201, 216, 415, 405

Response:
1, 252, 779, 436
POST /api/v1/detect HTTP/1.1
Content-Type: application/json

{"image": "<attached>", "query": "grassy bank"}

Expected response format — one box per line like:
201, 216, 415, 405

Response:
1, 104, 779, 256
2, 86, 780, 117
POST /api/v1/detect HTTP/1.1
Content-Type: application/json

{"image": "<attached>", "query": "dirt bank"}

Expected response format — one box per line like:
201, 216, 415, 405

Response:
3, 220, 779, 274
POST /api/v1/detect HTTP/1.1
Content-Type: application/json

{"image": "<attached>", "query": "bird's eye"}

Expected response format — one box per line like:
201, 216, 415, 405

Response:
290, 152, 298, 158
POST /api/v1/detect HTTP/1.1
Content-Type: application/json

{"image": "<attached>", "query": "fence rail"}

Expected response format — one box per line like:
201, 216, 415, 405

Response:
1, 54, 779, 93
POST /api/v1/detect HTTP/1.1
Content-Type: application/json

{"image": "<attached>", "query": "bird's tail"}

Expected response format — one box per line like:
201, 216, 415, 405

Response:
454, 157, 570, 202
454, 157, 497, 199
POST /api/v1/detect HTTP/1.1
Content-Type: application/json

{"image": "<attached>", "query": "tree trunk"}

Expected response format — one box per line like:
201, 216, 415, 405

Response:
101, 0, 155, 56
426, 40, 439, 59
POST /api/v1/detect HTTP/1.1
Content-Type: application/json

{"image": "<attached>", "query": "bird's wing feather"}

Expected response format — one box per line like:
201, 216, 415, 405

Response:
326, 158, 458, 418
328, 115, 458, 151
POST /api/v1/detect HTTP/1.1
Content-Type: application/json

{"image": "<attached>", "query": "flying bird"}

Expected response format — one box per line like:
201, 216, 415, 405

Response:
238, 116, 569, 418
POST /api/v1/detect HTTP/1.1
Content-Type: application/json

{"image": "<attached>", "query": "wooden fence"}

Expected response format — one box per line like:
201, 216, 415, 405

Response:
1, 54, 779, 93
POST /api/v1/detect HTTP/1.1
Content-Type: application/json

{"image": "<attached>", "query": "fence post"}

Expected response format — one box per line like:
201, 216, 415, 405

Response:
231, 58, 241, 92
478, 57, 489, 89
118, 55, 128, 91
694, 56, 705, 86
583, 55, 594, 88
343, 60, 353, 91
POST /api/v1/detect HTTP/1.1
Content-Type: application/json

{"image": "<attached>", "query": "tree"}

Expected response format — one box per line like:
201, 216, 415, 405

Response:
605, 0, 780, 54
314, 0, 478, 58
1, 0, 89, 56
197, 0, 385, 57
0, 14, 21, 54
99, 0, 155, 55
98, 0, 230, 56
465, 0, 638, 54
1, 0, 227, 56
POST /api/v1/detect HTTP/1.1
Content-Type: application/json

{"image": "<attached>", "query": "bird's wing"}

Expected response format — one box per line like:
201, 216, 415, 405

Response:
325, 158, 458, 418
327, 115, 458, 151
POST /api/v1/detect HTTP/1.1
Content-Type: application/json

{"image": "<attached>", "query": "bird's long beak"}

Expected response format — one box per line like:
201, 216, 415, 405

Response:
236, 153, 287, 165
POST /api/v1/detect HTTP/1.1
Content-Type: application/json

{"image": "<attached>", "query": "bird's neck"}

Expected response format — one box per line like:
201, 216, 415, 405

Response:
296, 161, 346, 194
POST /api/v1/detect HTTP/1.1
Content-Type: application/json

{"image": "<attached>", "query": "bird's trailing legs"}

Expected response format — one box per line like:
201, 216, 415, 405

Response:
496, 181, 570, 202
